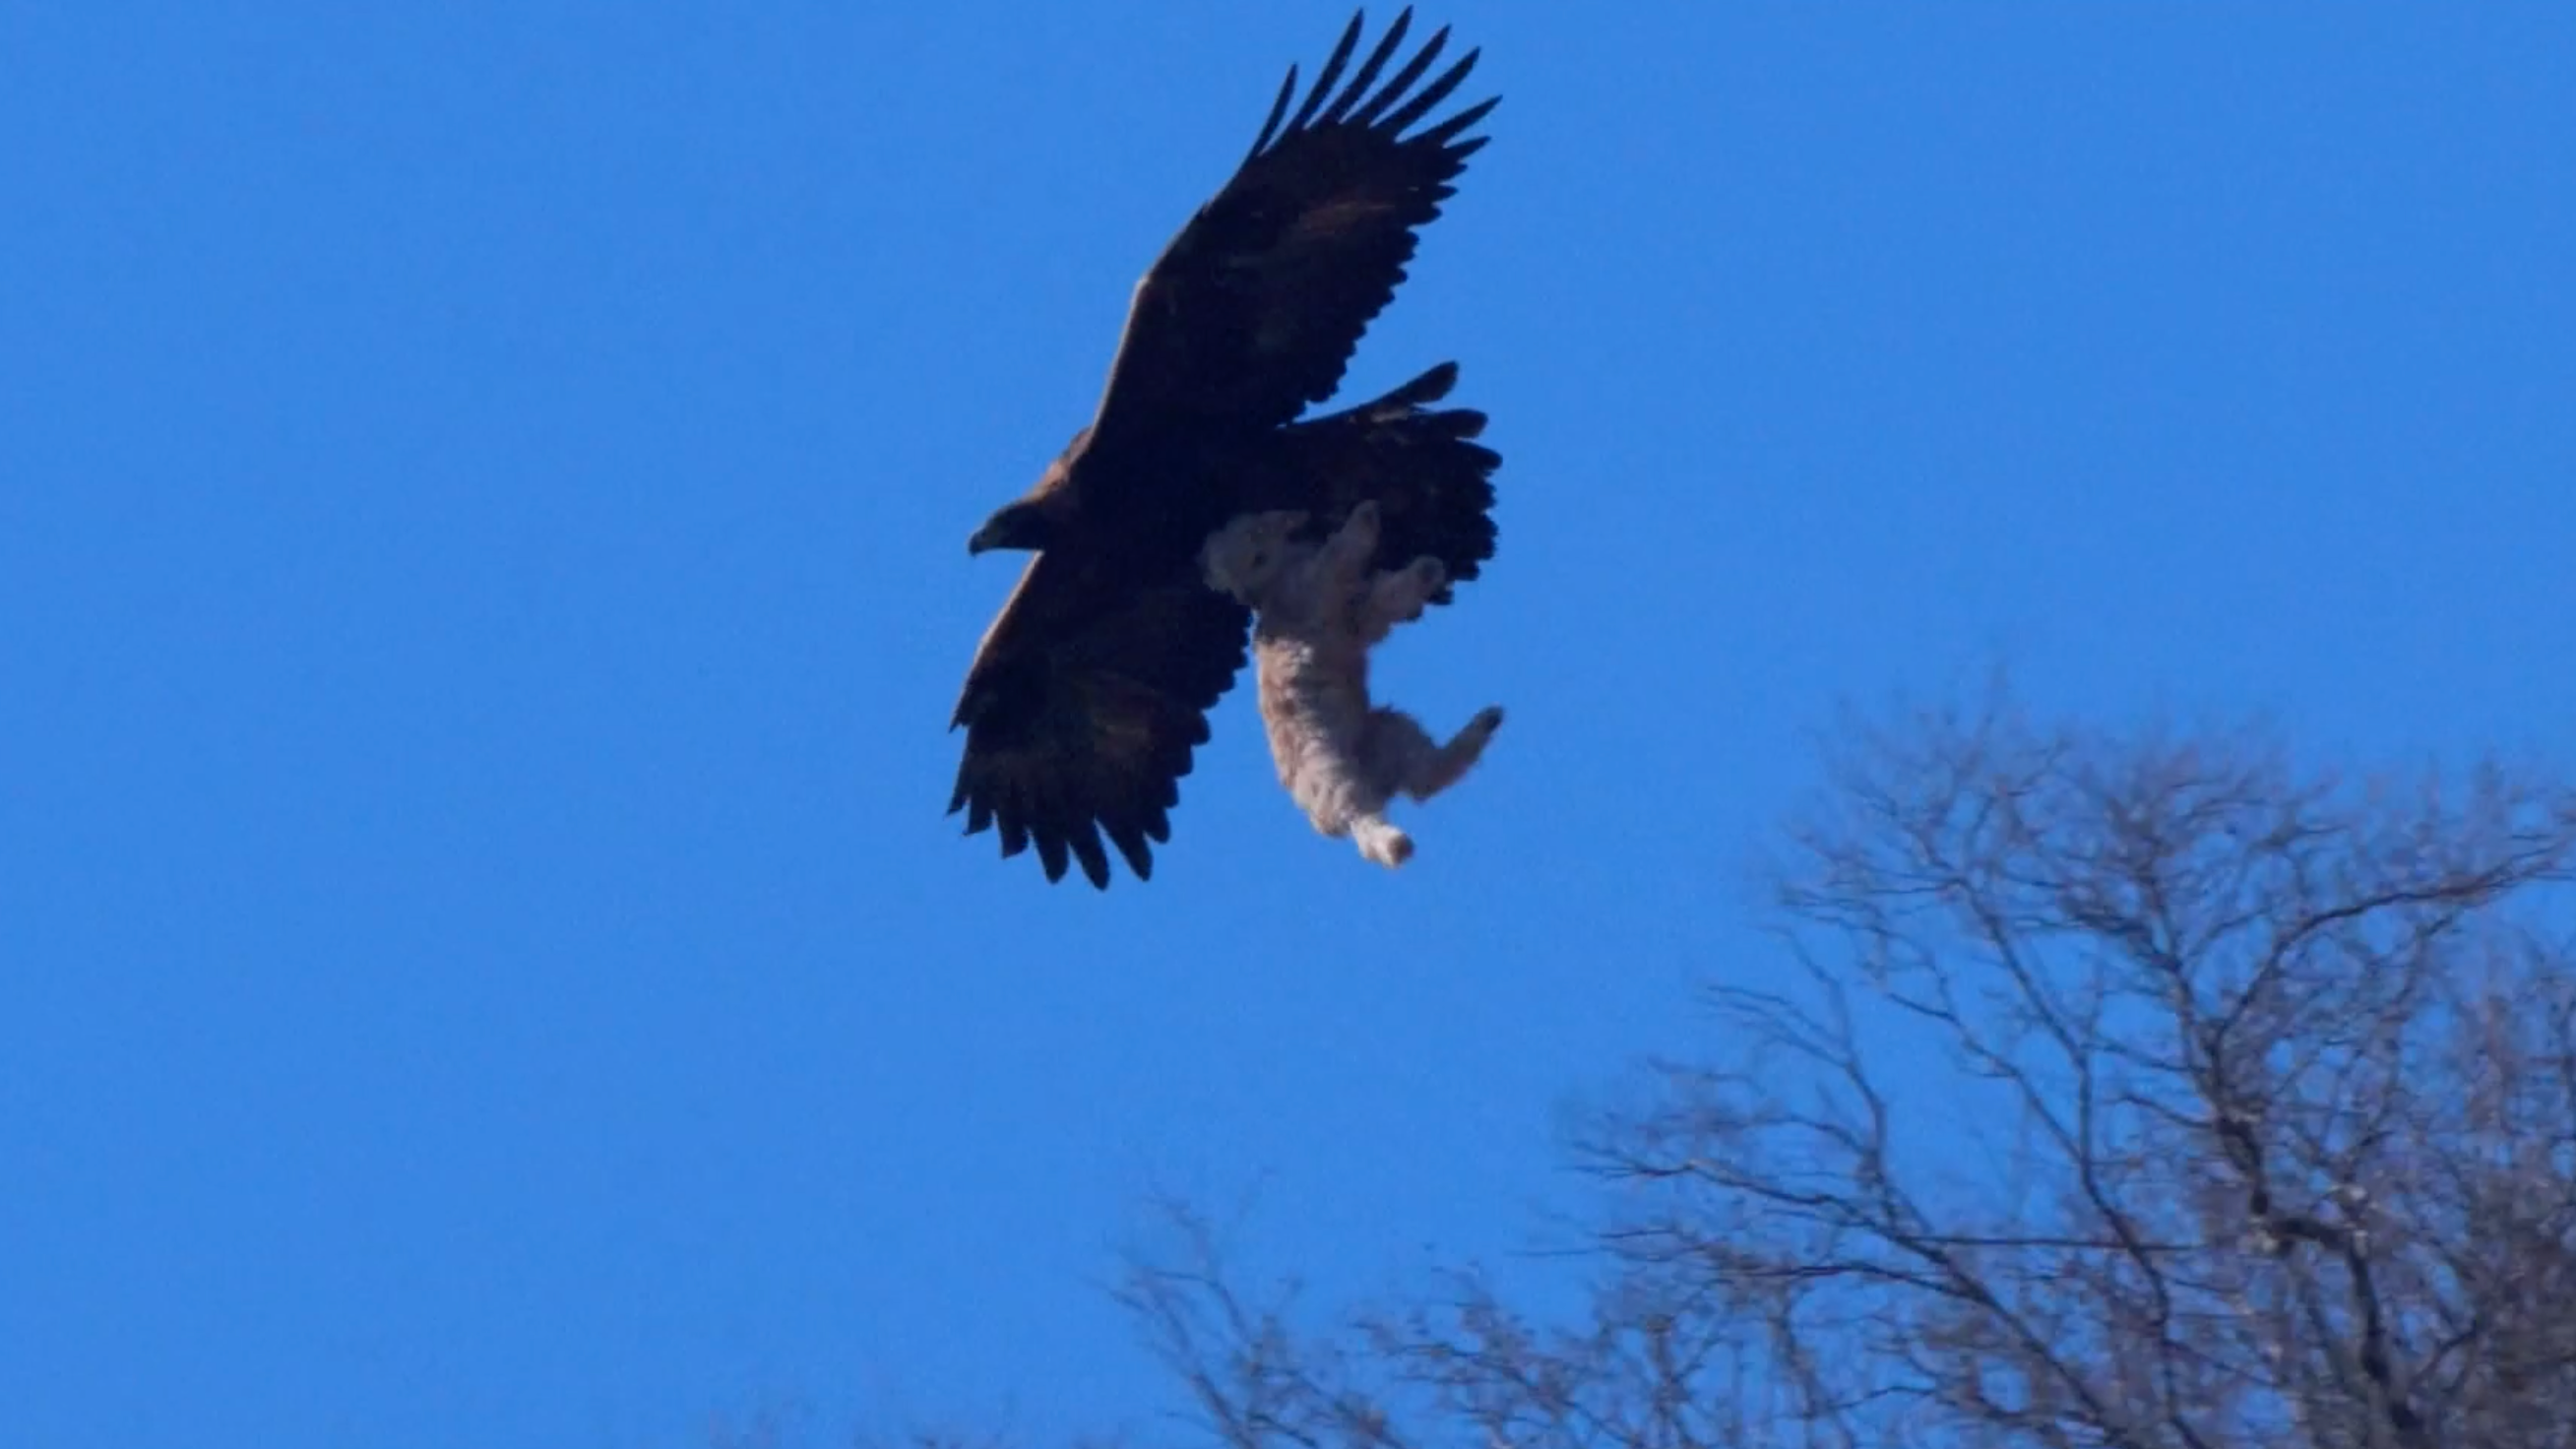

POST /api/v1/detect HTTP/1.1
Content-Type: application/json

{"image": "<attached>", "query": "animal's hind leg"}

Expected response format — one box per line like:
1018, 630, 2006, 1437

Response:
1363, 704, 1506, 804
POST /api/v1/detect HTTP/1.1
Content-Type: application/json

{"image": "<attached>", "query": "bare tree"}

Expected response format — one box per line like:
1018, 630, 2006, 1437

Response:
1107, 687, 2576, 1449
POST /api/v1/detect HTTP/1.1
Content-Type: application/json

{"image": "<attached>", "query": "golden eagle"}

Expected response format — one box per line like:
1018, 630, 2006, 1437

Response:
948, 8, 1504, 888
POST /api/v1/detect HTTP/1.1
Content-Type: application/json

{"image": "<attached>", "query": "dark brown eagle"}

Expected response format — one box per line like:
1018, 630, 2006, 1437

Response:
948, 8, 1505, 889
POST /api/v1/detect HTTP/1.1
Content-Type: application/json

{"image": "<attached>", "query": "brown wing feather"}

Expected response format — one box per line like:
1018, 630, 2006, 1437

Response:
1258, 361, 1502, 605
948, 547, 1251, 888
1082, 8, 1500, 461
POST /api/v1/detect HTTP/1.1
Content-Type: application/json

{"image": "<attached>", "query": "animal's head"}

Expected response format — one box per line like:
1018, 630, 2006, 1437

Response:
1200, 510, 1310, 603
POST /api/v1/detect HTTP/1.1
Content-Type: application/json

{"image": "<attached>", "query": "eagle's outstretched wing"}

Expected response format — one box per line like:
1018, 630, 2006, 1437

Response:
947, 547, 1251, 889
1081, 8, 1499, 464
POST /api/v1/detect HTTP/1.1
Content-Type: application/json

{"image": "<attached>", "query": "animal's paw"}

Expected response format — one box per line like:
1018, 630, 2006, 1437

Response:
1408, 556, 1447, 592
1470, 705, 1504, 738
1353, 816, 1414, 868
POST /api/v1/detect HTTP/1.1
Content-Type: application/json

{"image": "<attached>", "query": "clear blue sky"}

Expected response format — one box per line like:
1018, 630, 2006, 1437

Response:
6, 3, 2573, 1445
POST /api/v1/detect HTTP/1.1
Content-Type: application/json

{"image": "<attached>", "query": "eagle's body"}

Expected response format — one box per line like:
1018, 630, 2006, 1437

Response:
949, 9, 1504, 888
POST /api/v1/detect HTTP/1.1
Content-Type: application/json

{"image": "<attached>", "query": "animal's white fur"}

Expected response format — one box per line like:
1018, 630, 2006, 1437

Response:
1200, 501, 1503, 868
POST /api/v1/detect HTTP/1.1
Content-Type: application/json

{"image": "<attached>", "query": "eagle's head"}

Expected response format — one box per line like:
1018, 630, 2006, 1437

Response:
969, 445, 1085, 555
967, 499, 1061, 556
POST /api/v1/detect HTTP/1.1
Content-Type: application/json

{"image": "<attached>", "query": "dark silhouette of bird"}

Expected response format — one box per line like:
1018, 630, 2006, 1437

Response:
949, 9, 1506, 888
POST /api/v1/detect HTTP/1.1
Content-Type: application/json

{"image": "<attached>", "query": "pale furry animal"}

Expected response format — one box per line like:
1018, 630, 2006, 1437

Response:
1200, 501, 1504, 868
